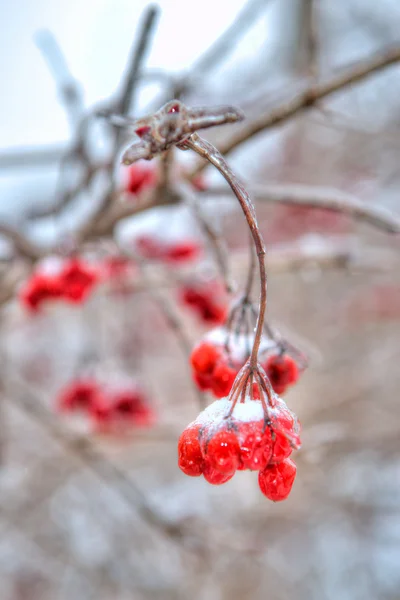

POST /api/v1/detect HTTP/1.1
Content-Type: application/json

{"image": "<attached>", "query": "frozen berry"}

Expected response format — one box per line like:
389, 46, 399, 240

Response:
203, 461, 235, 485
238, 420, 273, 470
258, 458, 297, 501
264, 354, 299, 394
178, 425, 204, 477
204, 430, 240, 474
210, 362, 237, 398
190, 342, 221, 375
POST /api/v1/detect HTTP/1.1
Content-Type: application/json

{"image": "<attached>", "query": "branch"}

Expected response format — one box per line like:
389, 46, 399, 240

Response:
192, 0, 272, 75
0, 223, 43, 260
185, 192, 234, 294
0, 144, 66, 170
190, 43, 400, 173
134, 258, 206, 409
116, 5, 160, 116
205, 182, 400, 233
35, 29, 83, 128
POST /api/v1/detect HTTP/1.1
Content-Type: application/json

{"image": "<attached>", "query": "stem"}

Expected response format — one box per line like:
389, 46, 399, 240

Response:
183, 134, 266, 370
244, 232, 256, 301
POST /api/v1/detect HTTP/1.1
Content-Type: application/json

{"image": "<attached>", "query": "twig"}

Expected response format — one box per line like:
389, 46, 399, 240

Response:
116, 5, 160, 116
192, 0, 272, 75
135, 259, 206, 409
303, 0, 319, 80
184, 134, 267, 371
35, 29, 83, 128
190, 43, 400, 173
185, 192, 234, 294
204, 182, 400, 233
0, 223, 43, 260
0, 144, 66, 170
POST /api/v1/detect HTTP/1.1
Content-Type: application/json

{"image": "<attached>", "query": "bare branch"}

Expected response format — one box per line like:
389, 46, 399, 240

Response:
192, 0, 272, 75
35, 29, 83, 128
0, 223, 43, 260
205, 182, 400, 233
116, 5, 160, 116
190, 43, 400, 173
0, 144, 66, 170
185, 192, 235, 294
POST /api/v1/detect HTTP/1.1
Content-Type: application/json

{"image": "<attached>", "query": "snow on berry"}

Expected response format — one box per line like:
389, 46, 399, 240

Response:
177, 395, 301, 500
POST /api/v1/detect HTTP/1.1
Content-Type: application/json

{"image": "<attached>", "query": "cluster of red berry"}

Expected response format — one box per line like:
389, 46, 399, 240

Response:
57, 377, 155, 433
178, 396, 300, 501
125, 163, 157, 197
135, 235, 201, 264
190, 337, 299, 398
20, 258, 100, 312
179, 282, 228, 325
124, 164, 207, 198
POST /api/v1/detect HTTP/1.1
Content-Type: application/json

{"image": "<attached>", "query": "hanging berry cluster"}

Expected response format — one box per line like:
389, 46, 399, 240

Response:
178, 373, 301, 501
190, 312, 303, 398
111, 99, 306, 501
57, 376, 155, 434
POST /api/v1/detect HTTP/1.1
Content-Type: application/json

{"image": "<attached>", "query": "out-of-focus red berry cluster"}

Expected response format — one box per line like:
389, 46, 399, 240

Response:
20, 258, 100, 313
190, 336, 300, 398
178, 396, 300, 501
134, 235, 201, 264
19, 256, 139, 313
125, 164, 157, 197
179, 281, 228, 325
57, 377, 155, 434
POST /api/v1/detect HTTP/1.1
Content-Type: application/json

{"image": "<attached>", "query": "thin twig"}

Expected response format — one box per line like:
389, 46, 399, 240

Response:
185, 192, 234, 294
184, 134, 267, 370
134, 258, 206, 409
204, 182, 400, 233
116, 5, 160, 116
192, 0, 272, 75
35, 29, 83, 128
190, 43, 400, 173
0, 223, 43, 260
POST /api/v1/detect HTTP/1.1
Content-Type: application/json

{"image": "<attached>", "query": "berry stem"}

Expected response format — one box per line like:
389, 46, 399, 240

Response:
184, 134, 267, 371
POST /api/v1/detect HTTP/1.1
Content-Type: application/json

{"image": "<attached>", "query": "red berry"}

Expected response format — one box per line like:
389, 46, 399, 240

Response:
20, 273, 62, 312
164, 241, 201, 264
178, 425, 204, 477
204, 430, 240, 474
238, 420, 273, 471
58, 259, 98, 303
270, 404, 301, 463
193, 371, 213, 391
58, 379, 100, 413
264, 354, 299, 394
210, 362, 237, 398
190, 342, 221, 375
258, 458, 297, 501
203, 461, 235, 485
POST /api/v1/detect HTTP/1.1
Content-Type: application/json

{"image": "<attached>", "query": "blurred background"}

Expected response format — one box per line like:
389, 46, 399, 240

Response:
1, 0, 400, 598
